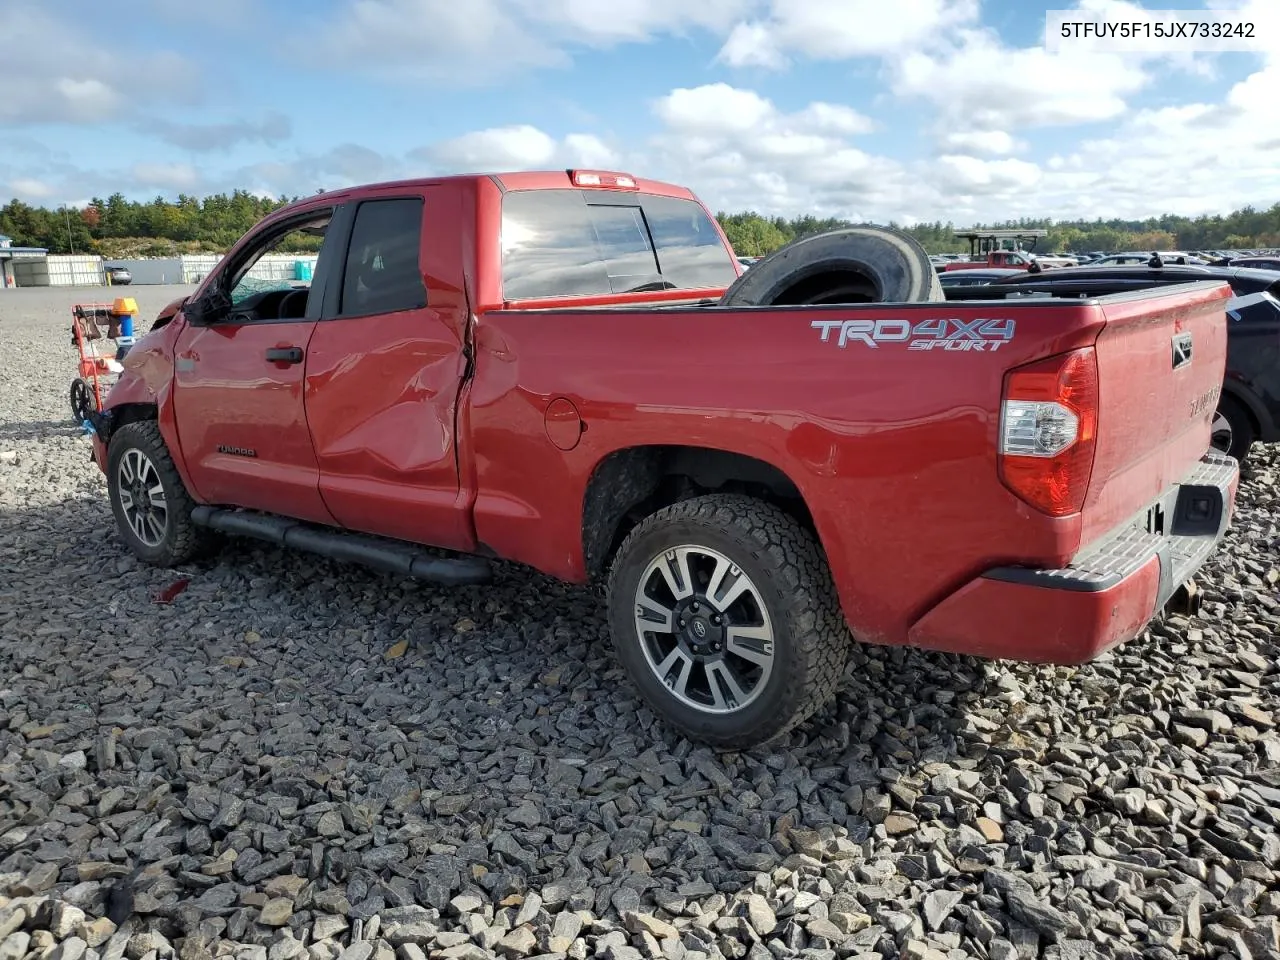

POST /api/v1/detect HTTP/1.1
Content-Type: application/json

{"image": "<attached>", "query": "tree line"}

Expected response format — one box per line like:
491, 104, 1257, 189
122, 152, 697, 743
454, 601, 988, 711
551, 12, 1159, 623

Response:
717, 207, 1280, 257
2, 190, 1278, 258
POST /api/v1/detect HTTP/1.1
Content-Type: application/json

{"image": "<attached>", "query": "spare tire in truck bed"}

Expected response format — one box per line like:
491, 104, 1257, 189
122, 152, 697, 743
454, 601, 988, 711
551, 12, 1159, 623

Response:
719, 225, 944, 307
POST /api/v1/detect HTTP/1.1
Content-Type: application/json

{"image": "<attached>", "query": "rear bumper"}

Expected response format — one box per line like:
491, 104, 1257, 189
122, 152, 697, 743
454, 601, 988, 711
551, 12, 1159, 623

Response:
908, 451, 1239, 665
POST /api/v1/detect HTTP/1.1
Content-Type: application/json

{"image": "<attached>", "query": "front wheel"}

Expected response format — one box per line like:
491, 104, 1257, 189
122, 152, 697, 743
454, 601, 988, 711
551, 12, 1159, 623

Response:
106, 421, 212, 566
606, 494, 851, 749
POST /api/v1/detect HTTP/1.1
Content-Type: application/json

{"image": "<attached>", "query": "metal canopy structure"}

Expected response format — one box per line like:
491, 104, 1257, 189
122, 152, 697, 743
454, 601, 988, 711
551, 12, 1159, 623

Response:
954, 229, 1048, 256
0, 234, 50, 289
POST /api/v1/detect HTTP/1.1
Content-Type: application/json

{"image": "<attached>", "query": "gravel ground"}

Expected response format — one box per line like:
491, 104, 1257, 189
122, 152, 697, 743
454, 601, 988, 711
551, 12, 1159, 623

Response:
2, 285, 1279, 960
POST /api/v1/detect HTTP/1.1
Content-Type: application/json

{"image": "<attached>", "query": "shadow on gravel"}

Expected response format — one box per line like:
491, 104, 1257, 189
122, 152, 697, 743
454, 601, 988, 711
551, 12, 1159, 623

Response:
0, 495, 1007, 955
0, 419, 83, 440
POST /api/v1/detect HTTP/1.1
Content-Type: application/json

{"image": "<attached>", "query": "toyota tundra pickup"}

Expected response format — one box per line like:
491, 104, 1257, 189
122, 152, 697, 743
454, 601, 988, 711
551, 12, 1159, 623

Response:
87, 169, 1240, 748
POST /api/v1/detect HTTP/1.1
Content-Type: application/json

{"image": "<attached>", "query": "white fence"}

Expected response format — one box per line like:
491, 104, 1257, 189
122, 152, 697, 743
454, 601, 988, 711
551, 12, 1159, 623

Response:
244, 254, 319, 282
108, 258, 184, 285
46, 255, 106, 286
13, 252, 321, 287
138, 253, 319, 285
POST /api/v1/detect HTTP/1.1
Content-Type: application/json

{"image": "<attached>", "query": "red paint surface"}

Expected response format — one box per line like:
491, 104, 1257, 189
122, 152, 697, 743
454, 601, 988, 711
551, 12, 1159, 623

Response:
945, 252, 1032, 271
171, 320, 336, 524
907, 558, 1162, 663
543, 398, 583, 451
97, 171, 1238, 664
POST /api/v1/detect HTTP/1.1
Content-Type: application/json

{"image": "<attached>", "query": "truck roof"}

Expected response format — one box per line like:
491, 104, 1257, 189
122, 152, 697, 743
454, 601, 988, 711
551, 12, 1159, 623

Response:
278, 170, 698, 213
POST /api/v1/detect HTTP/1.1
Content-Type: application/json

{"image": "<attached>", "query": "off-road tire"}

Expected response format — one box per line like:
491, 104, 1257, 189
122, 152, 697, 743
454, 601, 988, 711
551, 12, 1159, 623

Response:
606, 494, 851, 749
719, 225, 944, 307
106, 420, 212, 567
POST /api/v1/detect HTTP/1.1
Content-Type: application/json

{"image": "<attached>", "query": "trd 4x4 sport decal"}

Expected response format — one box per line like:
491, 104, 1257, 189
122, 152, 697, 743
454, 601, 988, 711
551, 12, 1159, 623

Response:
811, 317, 1016, 352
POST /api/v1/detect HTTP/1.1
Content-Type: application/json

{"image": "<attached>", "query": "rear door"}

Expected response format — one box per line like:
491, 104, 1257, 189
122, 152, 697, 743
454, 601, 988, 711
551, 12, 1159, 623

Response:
171, 205, 340, 523
304, 188, 475, 552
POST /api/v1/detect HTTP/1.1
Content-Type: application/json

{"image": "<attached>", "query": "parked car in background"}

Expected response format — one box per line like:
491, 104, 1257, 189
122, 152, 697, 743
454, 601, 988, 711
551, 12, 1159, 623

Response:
1230, 256, 1280, 270
937, 268, 1025, 287
105, 265, 132, 285
941, 249, 1076, 273
1090, 251, 1207, 266
945, 261, 1280, 465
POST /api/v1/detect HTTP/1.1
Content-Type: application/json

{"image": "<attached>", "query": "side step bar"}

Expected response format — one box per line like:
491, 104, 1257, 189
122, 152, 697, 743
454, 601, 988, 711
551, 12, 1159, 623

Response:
190, 506, 493, 586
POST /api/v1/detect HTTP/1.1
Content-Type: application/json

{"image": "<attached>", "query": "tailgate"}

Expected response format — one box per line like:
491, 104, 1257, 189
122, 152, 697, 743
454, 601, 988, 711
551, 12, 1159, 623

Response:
1081, 280, 1232, 544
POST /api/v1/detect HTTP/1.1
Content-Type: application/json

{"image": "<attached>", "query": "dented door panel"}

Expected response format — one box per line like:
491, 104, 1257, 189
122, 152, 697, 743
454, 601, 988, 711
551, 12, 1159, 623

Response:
304, 314, 473, 549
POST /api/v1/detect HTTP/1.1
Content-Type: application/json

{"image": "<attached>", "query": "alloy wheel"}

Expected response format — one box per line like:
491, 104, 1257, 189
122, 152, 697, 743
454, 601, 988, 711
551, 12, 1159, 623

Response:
116, 448, 169, 547
632, 544, 775, 714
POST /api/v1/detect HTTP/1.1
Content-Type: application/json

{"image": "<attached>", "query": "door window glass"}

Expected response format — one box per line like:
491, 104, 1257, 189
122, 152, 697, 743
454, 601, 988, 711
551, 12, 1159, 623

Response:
339, 198, 427, 317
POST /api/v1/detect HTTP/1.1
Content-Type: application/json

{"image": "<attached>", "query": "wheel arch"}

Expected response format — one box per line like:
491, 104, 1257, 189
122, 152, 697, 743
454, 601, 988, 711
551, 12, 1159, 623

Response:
581, 444, 820, 580
1221, 379, 1276, 443
101, 384, 201, 504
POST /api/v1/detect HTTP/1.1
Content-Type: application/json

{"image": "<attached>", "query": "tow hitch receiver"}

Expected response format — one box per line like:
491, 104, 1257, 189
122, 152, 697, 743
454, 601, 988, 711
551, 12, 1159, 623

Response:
1165, 579, 1201, 617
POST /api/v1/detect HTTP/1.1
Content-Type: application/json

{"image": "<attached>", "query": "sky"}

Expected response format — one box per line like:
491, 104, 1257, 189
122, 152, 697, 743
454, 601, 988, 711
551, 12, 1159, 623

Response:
0, 0, 1276, 226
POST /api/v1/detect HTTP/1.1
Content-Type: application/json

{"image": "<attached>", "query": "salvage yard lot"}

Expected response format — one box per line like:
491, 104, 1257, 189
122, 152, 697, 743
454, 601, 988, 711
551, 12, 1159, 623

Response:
2, 286, 1279, 960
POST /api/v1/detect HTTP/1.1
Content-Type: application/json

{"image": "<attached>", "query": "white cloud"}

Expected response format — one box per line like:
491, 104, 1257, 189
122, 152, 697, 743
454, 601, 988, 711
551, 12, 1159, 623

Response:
561, 134, 620, 169
941, 131, 1024, 156
716, 23, 785, 70
415, 125, 618, 173
893, 30, 1148, 130
511, 0, 749, 43
146, 114, 293, 153
935, 156, 1042, 192
654, 85, 777, 134
716, 0, 979, 68
8, 179, 56, 201
305, 0, 566, 82
4, 0, 1280, 235
0, 8, 199, 125
131, 163, 203, 192
239, 145, 404, 195
645, 84, 930, 223
1028, 73, 1278, 219
654, 85, 876, 144
887, 0, 1245, 137
305, 0, 749, 81
1204, 0, 1280, 59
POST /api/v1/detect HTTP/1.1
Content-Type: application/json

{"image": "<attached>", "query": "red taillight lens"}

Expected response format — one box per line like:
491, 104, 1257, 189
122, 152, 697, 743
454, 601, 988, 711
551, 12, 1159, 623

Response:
998, 347, 1098, 517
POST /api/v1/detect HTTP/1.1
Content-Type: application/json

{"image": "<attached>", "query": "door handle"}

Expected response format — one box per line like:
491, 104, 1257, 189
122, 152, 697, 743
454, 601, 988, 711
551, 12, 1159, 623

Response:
265, 346, 304, 364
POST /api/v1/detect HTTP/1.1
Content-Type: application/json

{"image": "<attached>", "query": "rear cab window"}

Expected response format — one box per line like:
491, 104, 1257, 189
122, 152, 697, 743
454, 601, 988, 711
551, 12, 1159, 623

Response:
500, 189, 738, 300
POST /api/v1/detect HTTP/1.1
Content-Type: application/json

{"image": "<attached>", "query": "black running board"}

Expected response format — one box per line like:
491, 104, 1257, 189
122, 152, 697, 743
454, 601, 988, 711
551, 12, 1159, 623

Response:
190, 506, 493, 585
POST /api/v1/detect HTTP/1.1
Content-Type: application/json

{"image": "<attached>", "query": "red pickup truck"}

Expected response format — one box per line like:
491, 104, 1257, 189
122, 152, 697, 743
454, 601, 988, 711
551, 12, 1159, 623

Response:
89, 169, 1239, 748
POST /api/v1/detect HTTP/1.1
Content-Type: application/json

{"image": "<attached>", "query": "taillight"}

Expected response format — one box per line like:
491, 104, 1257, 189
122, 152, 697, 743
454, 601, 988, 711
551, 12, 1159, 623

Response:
998, 347, 1099, 517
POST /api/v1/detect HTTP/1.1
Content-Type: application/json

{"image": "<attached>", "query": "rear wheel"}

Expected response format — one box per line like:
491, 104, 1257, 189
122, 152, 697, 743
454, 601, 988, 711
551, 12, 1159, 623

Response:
106, 421, 212, 566
1211, 394, 1254, 464
70, 378, 94, 422
606, 494, 850, 749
